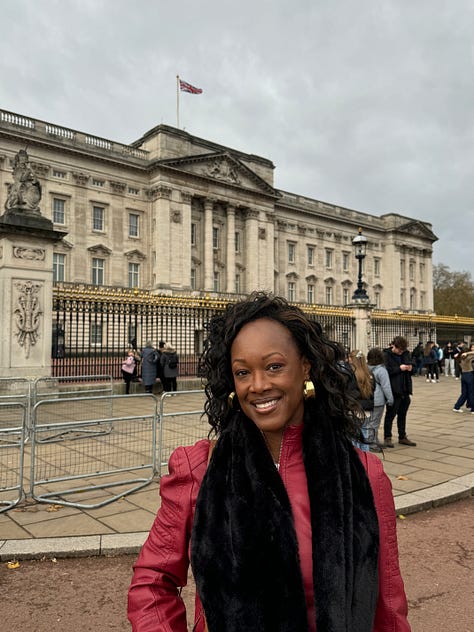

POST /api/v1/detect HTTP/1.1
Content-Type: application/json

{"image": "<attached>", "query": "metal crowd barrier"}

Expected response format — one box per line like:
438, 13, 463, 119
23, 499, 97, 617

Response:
33, 374, 114, 405
157, 390, 208, 471
0, 377, 32, 440
30, 393, 158, 509
0, 401, 27, 513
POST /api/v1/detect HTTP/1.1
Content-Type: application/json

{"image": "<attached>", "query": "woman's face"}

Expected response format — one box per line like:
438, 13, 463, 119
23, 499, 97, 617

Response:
230, 318, 310, 435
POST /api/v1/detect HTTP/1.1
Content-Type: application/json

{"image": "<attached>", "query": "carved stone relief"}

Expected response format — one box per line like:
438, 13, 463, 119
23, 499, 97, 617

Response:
13, 246, 46, 261
205, 158, 241, 184
72, 172, 89, 186
109, 180, 126, 194
13, 280, 42, 359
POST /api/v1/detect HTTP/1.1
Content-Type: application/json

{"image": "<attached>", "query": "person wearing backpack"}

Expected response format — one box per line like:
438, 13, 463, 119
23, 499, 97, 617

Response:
141, 340, 159, 393
367, 347, 394, 452
160, 342, 179, 392
347, 349, 375, 452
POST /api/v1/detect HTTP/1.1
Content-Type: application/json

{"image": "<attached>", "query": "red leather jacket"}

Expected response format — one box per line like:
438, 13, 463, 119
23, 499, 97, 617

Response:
128, 425, 411, 631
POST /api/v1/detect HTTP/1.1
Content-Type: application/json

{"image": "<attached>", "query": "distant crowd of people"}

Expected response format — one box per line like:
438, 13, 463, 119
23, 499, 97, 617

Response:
341, 336, 474, 451
121, 339, 180, 395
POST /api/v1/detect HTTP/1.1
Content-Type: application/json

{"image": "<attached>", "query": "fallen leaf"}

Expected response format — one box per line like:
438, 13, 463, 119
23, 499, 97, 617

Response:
396, 475, 409, 480
46, 504, 62, 512
7, 560, 20, 569
51, 557, 58, 564
398, 514, 406, 520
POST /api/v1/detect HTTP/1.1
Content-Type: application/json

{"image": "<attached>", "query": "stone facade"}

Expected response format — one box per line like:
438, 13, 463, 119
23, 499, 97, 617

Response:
0, 109, 437, 311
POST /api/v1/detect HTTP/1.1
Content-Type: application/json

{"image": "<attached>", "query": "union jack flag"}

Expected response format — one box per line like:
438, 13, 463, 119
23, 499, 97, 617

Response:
179, 79, 203, 94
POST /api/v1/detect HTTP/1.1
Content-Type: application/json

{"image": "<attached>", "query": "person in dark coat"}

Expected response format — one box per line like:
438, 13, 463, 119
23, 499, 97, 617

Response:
140, 340, 158, 393
160, 342, 179, 392
383, 336, 417, 448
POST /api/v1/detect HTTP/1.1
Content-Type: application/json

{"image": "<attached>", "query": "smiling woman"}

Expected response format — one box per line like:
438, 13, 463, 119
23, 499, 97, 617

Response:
128, 292, 412, 632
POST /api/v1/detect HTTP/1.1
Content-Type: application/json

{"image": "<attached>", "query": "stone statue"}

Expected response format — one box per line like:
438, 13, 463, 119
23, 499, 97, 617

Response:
5, 149, 42, 213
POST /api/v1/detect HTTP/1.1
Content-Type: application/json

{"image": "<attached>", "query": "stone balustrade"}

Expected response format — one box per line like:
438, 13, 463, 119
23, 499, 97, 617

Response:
0, 108, 149, 162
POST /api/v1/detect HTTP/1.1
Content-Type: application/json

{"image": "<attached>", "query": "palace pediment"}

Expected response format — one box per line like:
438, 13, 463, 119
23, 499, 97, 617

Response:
396, 221, 438, 242
87, 243, 112, 256
156, 151, 278, 197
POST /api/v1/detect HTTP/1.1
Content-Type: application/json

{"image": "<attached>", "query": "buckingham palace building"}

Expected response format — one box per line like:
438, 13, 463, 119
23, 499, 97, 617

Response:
0, 108, 437, 312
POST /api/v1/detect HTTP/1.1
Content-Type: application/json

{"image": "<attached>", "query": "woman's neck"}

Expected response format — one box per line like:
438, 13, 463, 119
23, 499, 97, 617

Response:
261, 430, 284, 466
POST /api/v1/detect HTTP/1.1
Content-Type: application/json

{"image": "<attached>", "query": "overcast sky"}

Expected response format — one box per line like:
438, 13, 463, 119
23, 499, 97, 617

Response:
1, 0, 472, 272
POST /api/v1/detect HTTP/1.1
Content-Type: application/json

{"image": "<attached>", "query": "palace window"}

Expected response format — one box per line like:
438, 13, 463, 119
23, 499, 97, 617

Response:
419, 262, 425, 282
342, 252, 350, 272
92, 206, 104, 232
235, 273, 241, 294
213, 227, 220, 250
92, 178, 104, 187
90, 323, 102, 346
213, 271, 220, 292
374, 258, 381, 277
325, 249, 333, 269
409, 261, 415, 281
343, 287, 350, 305
235, 231, 241, 253
52, 169, 66, 179
325, 286, 333, 305
190, 268, 196, 290
374, 291, 381, 308
92, 257, 104, 285
128, 187, 139, 195
128, 262, 139, 288
52, 198, 65, 224
288, 242, 296, 264
307, 284, 314, 304
400, 259, 405, 279
129, 213, 139, 238
191, 223, 196, 246
288, 281, 296, 302
307, 246, 314, 266
53, 253, 65, 282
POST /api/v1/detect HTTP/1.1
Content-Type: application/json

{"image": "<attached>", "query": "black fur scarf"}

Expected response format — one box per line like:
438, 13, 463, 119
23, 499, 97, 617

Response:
191, 401, 379, 632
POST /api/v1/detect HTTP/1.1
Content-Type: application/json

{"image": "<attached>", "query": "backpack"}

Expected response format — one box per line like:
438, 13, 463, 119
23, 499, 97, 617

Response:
147, 350, 159, 365
168, 353, 178, 369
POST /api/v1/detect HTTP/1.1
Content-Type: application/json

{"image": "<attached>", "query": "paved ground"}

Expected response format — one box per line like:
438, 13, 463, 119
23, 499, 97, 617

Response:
0, 375, 473, 561
3, 496, 473, 631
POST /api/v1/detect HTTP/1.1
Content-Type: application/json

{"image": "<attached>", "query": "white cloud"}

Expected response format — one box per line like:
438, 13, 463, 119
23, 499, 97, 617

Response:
1, 0, 473, 271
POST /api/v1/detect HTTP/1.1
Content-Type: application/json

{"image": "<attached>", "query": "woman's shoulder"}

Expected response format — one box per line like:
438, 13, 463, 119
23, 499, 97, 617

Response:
357, 449, 384, 480
169, 439, 212, 474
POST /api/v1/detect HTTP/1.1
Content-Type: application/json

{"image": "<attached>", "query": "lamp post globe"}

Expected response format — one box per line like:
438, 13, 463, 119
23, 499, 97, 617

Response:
352, 228, 369, 302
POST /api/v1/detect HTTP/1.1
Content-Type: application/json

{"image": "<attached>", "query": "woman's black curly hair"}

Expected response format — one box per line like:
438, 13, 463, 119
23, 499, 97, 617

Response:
200, 291, 362, 439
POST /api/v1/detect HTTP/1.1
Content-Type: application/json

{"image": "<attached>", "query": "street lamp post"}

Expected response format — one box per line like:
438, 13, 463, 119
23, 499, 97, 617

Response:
352, 227, 369, 302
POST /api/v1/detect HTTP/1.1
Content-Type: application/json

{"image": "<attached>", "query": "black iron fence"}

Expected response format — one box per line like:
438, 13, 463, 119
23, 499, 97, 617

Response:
52, 283, 474, 378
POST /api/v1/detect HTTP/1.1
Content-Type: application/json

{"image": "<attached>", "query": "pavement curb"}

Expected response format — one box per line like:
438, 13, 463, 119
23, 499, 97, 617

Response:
2, 478, 473, 562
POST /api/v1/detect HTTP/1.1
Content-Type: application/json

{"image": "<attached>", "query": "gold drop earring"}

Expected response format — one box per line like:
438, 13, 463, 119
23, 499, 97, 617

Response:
303, 379, 316, 400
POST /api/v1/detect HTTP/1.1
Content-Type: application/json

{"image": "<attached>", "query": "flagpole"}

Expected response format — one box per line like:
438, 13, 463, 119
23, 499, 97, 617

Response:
176, 75, 180, 129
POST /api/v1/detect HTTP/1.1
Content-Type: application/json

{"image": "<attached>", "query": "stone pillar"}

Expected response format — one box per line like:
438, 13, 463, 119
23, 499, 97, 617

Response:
244, 208, 259, 291
150, 185, 172, 289
180, 192, 193, 290
203, 198, 214, 291
350, 303, 372, 355
263, 211, 275, 292
0, 213, 66, 379
226, 204, 236, 292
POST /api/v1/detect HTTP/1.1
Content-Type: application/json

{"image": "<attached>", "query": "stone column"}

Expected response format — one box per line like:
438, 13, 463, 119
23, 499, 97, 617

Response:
244, 209, 259, 291
226, 204, 236, 292
263, 211, 275, 292
0, 213, 66, 379
179, 192, 193, 290
149, 185, 172, 289
350, 303, 372, 355
203, 198, 214, 291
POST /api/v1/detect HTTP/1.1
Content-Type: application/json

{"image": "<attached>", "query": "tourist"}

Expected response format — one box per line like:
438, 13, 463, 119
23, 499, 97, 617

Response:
128, 293, 411, 631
